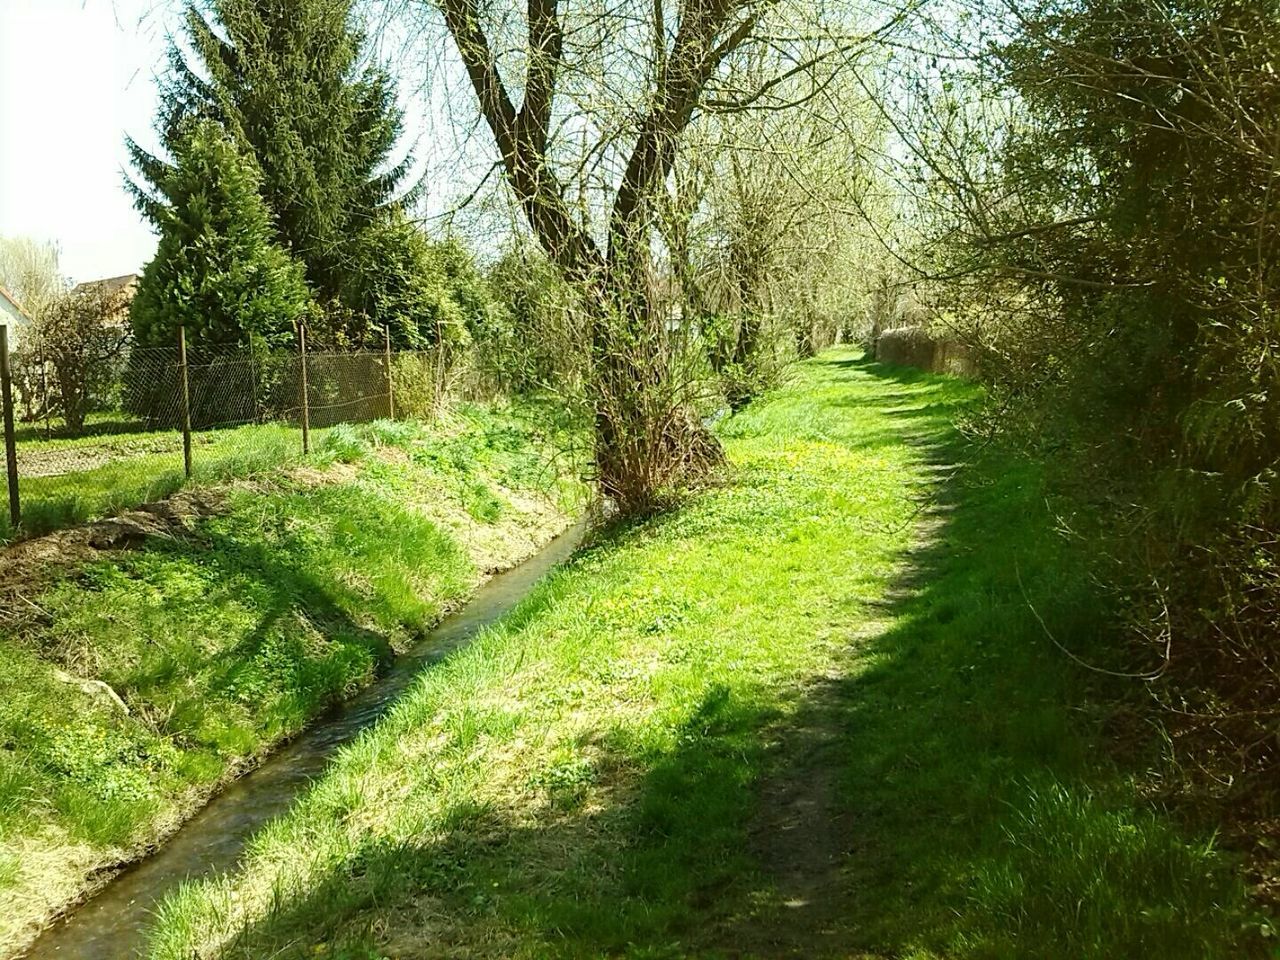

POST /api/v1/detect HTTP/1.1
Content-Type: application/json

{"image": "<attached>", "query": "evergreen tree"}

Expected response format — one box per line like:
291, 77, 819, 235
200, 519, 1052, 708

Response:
128, 0, 421, 343
130, 119, 311, 349
337, 213, 473, 351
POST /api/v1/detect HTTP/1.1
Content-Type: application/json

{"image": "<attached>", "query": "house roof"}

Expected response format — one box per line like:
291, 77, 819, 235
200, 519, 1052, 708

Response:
0, 285, 32, 323
71, 273, 140, 299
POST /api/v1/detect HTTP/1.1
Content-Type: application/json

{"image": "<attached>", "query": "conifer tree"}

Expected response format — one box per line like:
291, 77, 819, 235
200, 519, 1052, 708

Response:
128, 0, 421, 344
130, 119, 310, 349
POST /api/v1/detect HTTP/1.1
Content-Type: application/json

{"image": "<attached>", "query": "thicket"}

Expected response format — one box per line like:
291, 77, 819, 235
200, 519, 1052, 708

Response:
892, 0, 1280, 823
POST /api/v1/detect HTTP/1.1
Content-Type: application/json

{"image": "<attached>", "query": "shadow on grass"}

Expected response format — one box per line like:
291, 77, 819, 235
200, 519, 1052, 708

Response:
160, 356, 1264, 960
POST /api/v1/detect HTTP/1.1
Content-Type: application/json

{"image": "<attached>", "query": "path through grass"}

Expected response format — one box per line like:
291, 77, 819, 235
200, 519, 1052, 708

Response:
144, 351, 1262, 959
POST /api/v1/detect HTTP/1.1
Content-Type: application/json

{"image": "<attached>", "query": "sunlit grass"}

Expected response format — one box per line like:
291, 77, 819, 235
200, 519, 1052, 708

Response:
140, 351, 1261, 959
4, 423, 314, 540
0, 405, 582, 954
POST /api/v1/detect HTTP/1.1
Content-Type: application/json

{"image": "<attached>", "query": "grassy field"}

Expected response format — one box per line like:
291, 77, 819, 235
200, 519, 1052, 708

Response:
133, 351, 1264, 959
2, 419, 323, 541
0, 404, 584, 954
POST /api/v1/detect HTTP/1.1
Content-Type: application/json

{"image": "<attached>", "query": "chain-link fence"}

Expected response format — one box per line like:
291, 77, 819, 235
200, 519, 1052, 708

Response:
0, 325, 458, 541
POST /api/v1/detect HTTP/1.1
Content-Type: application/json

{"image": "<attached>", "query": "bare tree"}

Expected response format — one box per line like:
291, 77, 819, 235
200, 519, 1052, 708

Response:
424, 0, 772, 510
411, 0, 898, 510
36, 286, 132, 434
0, 236, 66, 321
669, 38, 883, 406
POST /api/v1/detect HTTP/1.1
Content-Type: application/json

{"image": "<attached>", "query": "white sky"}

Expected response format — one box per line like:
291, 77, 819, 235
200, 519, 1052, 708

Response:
0, 0, 507, 287
0, 0, 178, 285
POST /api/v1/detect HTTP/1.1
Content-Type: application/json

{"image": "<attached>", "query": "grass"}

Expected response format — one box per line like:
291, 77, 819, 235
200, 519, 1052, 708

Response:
3, 421, 315, 540
0, 403, 584, 954
5, 400, 585, 543
133, 350, 1264, 959
10, 409, 145, 445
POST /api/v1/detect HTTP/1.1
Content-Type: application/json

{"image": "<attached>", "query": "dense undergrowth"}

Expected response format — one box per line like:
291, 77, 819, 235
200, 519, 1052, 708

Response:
0, 403, 582, 954
137, 351, 1262, 960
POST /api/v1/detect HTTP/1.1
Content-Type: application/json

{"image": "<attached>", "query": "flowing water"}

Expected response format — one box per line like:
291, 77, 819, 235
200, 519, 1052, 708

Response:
25, 523, 585, 959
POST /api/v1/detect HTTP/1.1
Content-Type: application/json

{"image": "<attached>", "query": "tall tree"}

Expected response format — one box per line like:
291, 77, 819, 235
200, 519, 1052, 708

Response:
426, 0, 785, 511
417, 1, 894, 511
129, 0, 419, 342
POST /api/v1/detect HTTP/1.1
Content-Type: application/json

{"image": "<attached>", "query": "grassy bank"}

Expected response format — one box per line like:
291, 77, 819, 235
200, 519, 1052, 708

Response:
5, 421, 318, 541
138, 351, 1262, 959
0, 403, 583, 954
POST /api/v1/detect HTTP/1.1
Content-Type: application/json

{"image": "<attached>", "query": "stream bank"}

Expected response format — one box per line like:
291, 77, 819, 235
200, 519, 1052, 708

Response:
0, 405, 584, 957
24, 523, 584, 959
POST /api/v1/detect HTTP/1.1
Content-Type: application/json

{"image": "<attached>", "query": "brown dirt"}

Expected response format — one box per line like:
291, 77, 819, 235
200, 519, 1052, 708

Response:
0, 461, 363, 633
0, 489, 228, 634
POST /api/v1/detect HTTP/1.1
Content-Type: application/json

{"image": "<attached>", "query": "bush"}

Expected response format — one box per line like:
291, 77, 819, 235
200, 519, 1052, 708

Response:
26, 286, 132, 434
935, 0, 1280, 809
480, 244, 586, 395
335, 217, 475, 352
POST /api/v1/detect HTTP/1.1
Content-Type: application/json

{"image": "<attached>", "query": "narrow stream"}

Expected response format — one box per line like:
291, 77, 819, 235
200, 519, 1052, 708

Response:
25, 523, 585, 959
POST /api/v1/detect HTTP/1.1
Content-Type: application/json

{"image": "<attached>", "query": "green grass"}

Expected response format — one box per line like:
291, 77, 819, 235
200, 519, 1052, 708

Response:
3, 422, 314, 540
10, 409, 145, 446
4, 400, 583, 542
0, 404, 583, 953
136, 351, 1263, 960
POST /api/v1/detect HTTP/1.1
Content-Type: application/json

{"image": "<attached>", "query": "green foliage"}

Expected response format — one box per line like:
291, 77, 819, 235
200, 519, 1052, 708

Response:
31, 285, 132, 433
1, 423, 306, 543
701, 311, 792, 411
318, 423, 371, 464
0, 480, 462, 852
480, 243, 584, 394
130, 120, 310, 349
129, 0, 423, 344
972, 784, 1246, 958
937, 0, 1280, 799
337, 219, 475, 351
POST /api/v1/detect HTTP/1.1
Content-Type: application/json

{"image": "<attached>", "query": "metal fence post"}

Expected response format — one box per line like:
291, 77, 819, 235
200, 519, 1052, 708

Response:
178, 325, 193, 479
298, 321, 310, 455
1, 326, 21, 530
384, 324, 395, 419
434, 317, 445, 415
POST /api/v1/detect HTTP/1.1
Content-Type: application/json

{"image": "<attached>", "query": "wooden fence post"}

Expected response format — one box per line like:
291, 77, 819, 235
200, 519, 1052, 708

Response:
0, 326, 21, 530
299, 321, 310, 455
384, 325, 395, 420
178, 325, 193, 479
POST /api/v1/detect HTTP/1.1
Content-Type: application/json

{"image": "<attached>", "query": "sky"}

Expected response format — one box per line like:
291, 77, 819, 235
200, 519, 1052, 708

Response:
0, 1, 182, 286
0, 0, 503, 288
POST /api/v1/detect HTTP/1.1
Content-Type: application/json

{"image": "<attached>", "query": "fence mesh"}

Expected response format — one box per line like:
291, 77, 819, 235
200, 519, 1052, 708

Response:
0, 340, 453, 540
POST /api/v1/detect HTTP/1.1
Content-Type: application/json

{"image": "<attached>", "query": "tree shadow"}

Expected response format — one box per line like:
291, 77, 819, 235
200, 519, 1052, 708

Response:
149, 357, 1261, 960
100, 516, 400, 730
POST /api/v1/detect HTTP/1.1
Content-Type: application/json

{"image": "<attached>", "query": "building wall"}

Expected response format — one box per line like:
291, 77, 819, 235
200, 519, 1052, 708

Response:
0, 296, 29, 351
